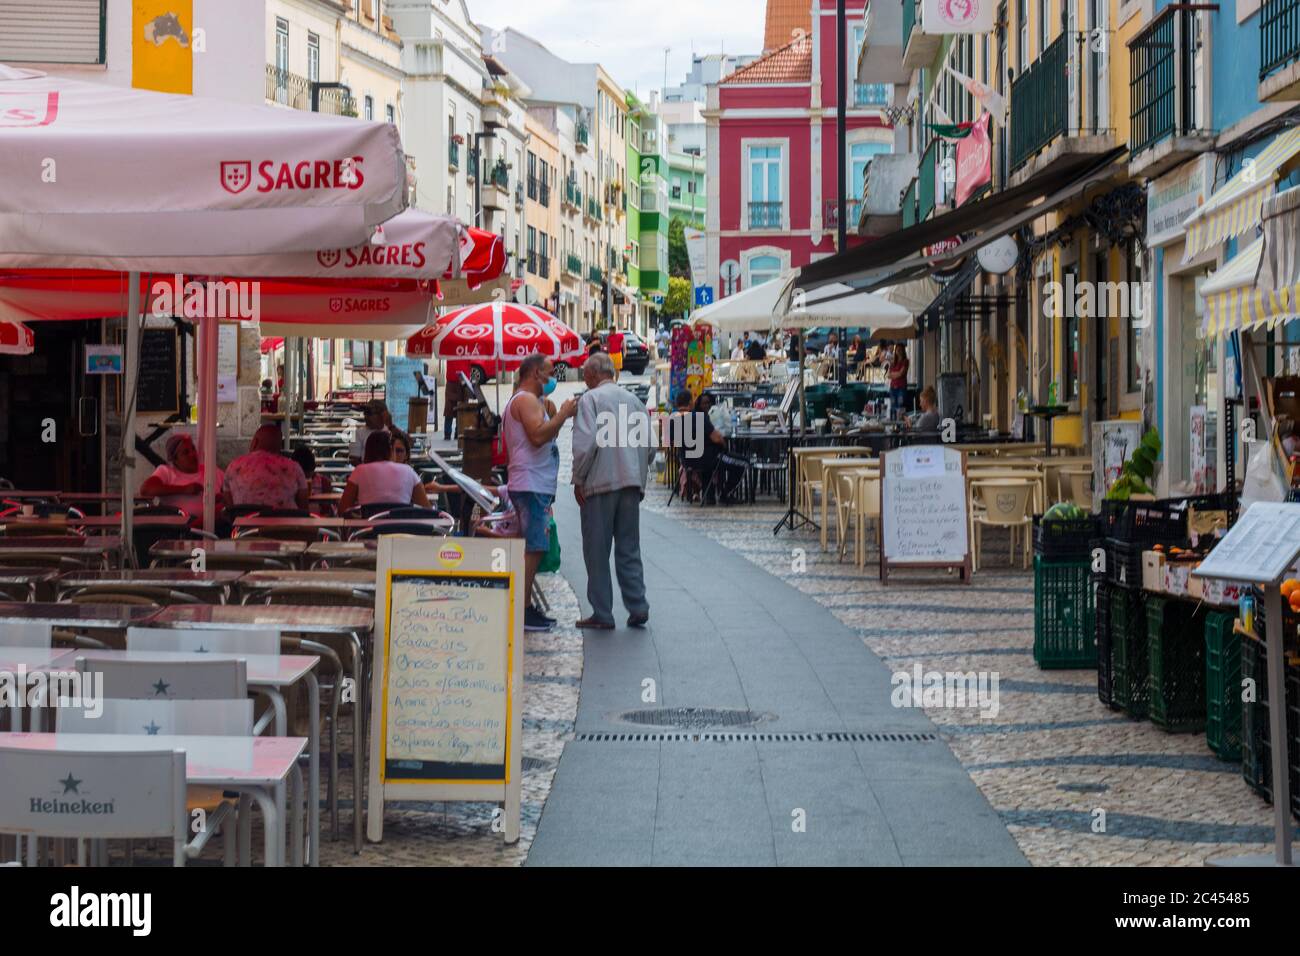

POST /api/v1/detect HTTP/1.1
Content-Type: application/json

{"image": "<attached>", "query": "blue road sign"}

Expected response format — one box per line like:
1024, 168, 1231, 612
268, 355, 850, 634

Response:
694, 285, 714, 307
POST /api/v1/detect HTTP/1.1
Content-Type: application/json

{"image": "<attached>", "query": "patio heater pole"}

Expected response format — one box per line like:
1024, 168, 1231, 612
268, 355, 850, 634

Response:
836, 0, 847, 251
121, 272, 140, 567
200, 312, 219, 534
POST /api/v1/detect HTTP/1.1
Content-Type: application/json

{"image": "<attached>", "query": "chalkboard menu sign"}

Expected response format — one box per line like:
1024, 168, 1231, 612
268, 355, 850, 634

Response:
136, 328, 181, 414
880, 445, 971, 583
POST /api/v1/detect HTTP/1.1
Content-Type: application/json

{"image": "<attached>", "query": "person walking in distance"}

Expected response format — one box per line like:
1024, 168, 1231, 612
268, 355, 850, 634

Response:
570, 352, 653, 629
503, 353, 578, 632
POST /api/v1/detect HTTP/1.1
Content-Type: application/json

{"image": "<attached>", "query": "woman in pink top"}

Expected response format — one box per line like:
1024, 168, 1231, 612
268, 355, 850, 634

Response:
140, 433, 224, 521
339, 430, 430, 512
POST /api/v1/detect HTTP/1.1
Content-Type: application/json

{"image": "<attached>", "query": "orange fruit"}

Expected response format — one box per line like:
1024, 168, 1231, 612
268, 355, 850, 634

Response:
1282, 579, 1300, 600
1290, 590, 1300, 613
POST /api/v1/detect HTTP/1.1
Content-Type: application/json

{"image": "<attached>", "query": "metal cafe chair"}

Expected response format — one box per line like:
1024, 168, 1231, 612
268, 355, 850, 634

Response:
0, 747, 190, 867
63, 585, 200, 606
0, 622, 52, 647
126, 626, 279, 658
970, 480, 1037, 572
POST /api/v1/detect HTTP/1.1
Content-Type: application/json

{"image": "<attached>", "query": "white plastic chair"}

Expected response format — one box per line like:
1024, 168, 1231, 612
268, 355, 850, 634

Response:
0, 746, 187, 866
0, 623, 52, 647
126, 626, 279, 657
77, 656, 248, 700
57, 698, 254, 736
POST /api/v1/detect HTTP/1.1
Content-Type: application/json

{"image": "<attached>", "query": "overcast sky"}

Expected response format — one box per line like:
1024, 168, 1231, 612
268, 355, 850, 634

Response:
469, 0, 766, 98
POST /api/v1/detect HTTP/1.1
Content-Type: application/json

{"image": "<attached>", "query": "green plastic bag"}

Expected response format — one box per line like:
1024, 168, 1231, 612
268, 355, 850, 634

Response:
539, 516, 561, 573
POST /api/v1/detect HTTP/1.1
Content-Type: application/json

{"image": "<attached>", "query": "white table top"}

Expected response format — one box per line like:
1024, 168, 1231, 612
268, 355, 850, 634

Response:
0, 647, 81, 673
0, 732, 305, 787
73, 649, 317, 687
55, 570, 244, 588
0, 602, 161, 628
149, 539, 307, 559
154, 603, 373, 634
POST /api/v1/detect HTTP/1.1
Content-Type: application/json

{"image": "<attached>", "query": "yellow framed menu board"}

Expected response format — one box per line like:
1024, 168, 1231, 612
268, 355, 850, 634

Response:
366, 536, 524, 844
879, 445, 972, 585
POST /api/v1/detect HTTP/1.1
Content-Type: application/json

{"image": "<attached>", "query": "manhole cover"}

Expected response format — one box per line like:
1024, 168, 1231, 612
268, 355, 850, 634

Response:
616, 707, 767, 730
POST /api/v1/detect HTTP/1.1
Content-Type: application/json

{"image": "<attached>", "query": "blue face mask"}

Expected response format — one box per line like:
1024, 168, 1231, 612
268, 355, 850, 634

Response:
542, 377, 557, 396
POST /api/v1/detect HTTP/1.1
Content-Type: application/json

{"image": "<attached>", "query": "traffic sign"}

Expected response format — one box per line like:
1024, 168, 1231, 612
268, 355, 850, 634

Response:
694, 285, 714, 307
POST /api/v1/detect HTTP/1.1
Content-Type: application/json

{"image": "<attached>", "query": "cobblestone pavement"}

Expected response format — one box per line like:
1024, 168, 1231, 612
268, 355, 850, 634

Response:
641, 476, 1287, 866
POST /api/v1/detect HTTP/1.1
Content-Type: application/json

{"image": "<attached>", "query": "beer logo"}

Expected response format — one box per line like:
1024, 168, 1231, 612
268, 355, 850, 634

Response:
317, 249, 342, 269
329, 297, 343, 313
220, 161, 252, 195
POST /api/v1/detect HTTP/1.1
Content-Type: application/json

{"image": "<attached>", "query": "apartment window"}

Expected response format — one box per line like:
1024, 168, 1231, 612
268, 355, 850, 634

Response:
747, 144, 783, 229
748, 255, 782, 288
1125, 239, 1142, 393
849, 142, 890, 201
307, 32, 319, 84
1017, 0, 1028, 72
1037, 0, 1048, 56
364, 96, 374, 121
276, 18, 289, 75
349, 340, 384, 368
0, 0, 105, 65
386, 104, 395, 125
1062, 265, 1081, 403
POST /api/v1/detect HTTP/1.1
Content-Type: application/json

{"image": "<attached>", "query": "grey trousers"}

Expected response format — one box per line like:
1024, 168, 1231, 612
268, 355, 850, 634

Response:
579, 487, 649, 625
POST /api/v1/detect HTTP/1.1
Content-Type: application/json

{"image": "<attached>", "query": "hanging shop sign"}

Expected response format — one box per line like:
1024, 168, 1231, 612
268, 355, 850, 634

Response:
926, 237, 967, 282
1147, 154, 1214, 248
922, 0, 996, 34
954, 115, 992, 207
977, 235, 1019, 275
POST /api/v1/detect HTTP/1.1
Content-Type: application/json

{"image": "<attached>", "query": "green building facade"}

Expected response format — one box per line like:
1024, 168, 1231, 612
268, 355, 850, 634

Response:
627, 93, 669, 328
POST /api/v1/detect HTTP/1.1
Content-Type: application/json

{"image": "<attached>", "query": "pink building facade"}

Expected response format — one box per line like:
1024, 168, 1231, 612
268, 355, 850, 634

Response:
705, 0, 891, 305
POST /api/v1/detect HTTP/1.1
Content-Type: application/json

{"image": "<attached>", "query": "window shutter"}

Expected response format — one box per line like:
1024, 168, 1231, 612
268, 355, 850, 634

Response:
0, 0, 103, 64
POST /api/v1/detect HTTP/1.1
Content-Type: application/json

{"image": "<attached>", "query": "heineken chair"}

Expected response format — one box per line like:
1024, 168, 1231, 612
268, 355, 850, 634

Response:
77, 656, 248, 701
0, 622, 52, 647
56, 699, 251, 865
0, 746, 187, 867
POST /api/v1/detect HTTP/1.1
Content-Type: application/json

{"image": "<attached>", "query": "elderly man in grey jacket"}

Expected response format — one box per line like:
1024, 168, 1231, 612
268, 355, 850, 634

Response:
571, 352, 654, 629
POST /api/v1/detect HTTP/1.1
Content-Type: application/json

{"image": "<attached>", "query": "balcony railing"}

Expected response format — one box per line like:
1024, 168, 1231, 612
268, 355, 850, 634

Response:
515, 182, 525, 209
901, 179, 918, 228
588, 265, 604, 285
748, 201, 783, 229
539, 181, 551, 207
265, 65, 354, 115
564, 181, 581, 210
1129, 7, 1206, 156
853, 82, 890, 107
1262, 0, 1300, 79
537, 254, 551, 279
487, 162, 509, 190
1009, 33, 1108, 173
448, 139, 460, 170
823, 199, 863, 230
917, 138, 940, 222
527, 174, 539, 200
566, 254, 583, 276
576, 122, 590, 149
902, 0, 917, 48
586, 197, 603, 221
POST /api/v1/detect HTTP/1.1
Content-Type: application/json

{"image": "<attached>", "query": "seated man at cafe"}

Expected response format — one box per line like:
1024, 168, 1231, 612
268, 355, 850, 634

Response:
909, 386, 942, 432
140, 432, 224, 522
745, 335, 767, 361
348, 399, 392, 464
339, 430, 432, 512
221, 424, 310, 513
695, 392, 746, 505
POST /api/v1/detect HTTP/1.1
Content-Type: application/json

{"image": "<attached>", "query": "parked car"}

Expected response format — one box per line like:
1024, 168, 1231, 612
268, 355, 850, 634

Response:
553, 330, 650, 379
799, 326, 871, 355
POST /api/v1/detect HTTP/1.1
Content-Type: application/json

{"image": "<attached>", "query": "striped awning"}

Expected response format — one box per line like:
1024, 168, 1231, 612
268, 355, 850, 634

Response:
1182, 126, 1300, 262
1200, 238, 1300, 337
1259, 184, 1300, 295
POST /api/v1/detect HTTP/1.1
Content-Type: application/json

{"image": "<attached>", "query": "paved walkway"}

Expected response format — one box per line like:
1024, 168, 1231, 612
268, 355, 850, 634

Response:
527, 492, 1027, 866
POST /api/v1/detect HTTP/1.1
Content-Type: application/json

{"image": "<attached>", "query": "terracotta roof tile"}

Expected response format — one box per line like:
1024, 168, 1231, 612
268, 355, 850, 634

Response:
721, 34, 812, 85
764, 0, 811, 52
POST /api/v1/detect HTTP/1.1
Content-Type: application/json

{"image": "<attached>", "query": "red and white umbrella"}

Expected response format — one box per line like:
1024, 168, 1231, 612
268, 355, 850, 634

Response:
0, 319, 33, 355
406, 301, 582, 370
456, 228, 506, 289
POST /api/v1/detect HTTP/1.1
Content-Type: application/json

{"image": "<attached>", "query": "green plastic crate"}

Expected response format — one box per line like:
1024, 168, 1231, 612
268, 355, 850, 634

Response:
1147, 595, 1207, 733
1205, 612, 1242, 761
1033, 557, 1096, 669
1110, 585, 1148, 718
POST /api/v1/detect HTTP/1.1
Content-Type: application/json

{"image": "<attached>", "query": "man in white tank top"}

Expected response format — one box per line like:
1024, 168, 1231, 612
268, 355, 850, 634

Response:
505, 353, 577, 631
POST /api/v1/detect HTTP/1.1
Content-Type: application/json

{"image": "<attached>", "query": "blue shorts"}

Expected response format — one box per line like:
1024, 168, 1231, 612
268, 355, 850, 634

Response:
512, 491, 554, 553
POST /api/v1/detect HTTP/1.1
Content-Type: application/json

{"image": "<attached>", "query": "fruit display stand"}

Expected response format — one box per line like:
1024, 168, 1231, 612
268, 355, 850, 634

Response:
1031, 509, 1097, 670
1192, 501, 1300, 866
1205, 611, 1243, 762
1145, 595, 1209, 733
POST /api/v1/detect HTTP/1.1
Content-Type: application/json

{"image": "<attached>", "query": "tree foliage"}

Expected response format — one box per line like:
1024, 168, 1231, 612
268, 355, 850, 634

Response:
668, 216, 691, 280
665, 276, 692, 316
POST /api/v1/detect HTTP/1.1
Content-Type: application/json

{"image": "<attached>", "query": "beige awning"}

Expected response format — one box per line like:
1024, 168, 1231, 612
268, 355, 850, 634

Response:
1259, 184, 1300, 295
1200, 237, 1300, 337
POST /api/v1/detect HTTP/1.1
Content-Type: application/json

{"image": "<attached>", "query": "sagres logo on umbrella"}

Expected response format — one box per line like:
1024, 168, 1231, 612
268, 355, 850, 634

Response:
317, 249, 343, 268
220, 160, 252, 194
0, 91, 59, 127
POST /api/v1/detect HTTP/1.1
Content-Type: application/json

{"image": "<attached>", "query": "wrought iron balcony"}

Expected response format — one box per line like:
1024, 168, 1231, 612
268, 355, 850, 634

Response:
565, 253, 583, 276
823, 199, 863, 230
917, 138, 940, 222
448, 139, 460, 170
853, 82, 890, 107
1261, 0, 1300, 98
747, 201, 783, 229
901, 178, 918, 228
588, 264, 604, 285
1010, 33, 1111, 176
576, 122, 590, 151
1129, 7, 1210, 162
564, 181, 581, 212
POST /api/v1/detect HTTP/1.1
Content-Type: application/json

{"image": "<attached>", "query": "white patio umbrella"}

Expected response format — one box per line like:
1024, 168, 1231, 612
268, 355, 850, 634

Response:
0, 63, 409, 544
690, 271, 799, 331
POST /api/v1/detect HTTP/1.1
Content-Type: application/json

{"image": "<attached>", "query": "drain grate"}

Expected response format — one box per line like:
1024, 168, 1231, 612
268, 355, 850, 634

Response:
1057, 782, 1109, 794
576, 731, 938, 743
616, 707, 766, 730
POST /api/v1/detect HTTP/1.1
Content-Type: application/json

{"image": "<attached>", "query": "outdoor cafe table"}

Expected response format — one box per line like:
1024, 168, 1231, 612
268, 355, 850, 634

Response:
0, 601, 160, 632
0, 570, 58, 601
238, 570, 376, 598
153, 603, 373, 853
0, 489, 63, 500
75, 648, 321, 866
148, 539, 308, 567
0, 536, 121, 568
233, 515, 455, 536
53, 569, 245, 603
0, 515, 190, 536
0, 732, 307, 867
304, 540, 376, 568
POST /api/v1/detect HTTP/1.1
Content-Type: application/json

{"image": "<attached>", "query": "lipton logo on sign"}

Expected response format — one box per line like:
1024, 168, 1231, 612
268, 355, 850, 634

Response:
437, 543, 465, 569
0, 92, 59, 127
220, 161, 252, 194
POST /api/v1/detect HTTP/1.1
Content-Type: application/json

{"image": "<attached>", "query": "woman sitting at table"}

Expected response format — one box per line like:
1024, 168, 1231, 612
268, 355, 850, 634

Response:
140, 433, 224, 522
292, 446, 334, 496
908, 386, 942, 432
338, 430, 431, 513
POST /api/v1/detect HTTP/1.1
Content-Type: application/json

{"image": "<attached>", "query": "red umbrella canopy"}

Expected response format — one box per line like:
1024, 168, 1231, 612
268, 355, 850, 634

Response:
456, 228, 506, 288
0, 319, 34, 355
407, 301, 582, 370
